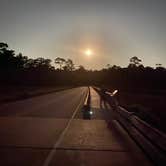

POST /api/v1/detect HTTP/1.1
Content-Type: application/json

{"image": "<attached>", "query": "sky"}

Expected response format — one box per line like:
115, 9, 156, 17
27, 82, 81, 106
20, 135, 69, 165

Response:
0, 0, 166, 69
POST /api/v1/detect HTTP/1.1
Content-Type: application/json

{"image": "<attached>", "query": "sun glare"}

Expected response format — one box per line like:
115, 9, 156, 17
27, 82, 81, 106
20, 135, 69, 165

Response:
85, 49, 93, 56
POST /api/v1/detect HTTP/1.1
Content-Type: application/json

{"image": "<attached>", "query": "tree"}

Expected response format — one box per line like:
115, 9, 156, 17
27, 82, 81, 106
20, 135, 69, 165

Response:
106, 64, 111, 69
112, 65, 121, 70
15, 53, 29, 70
63, 59, 75, 71
156, 63, 162, 68
129, 56, 142, 67
77, 65, 86, 72
0, 42, 16, 70
25, 57, 52, 71
155, 64, 165, 71
55, 57, 66, 70
0, 42, 8, 51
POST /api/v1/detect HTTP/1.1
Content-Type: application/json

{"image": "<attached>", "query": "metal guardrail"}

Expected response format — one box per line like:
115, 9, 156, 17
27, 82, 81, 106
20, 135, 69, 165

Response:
93, 87, 166, 166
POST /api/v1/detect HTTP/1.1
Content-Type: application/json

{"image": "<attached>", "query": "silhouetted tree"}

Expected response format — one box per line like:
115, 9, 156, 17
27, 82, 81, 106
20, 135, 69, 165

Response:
1, 42, 166, 91
15, 53, 29, 70
63, 59, 75, 71
155, 64, 165, 72
111, 65, 121, 70
156, 63, 162, 68
129, 56, 142, 67
77, 65, 86, 72
55, 57, 66, 70
0, 42, 8, 50
0, 42, 15, 70
106, 64, 111, 69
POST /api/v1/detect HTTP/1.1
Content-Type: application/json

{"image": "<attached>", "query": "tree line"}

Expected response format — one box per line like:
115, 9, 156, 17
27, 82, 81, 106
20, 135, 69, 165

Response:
0, 42, 166, 91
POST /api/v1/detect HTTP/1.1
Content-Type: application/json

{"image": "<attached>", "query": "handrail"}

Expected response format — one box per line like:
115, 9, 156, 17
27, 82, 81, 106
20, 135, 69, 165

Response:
93, 87, 166, 166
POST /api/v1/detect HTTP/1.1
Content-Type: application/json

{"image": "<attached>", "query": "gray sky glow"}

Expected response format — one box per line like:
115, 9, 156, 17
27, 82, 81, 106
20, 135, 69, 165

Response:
1, 0, 166, 69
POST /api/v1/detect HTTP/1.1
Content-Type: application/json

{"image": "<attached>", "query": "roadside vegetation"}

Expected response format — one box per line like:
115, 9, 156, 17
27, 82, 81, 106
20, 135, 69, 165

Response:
0, 86, 72, 104
118, 91, 166, 133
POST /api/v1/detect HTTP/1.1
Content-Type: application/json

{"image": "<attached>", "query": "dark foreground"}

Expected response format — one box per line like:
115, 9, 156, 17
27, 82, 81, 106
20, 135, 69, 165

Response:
0, 87, 152, 166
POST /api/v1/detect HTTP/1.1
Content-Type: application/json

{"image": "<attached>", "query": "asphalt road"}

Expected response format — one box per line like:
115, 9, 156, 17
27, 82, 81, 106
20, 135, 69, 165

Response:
0, 87, 152, 166
0, 87, 88, 166
0, 87, 87, 118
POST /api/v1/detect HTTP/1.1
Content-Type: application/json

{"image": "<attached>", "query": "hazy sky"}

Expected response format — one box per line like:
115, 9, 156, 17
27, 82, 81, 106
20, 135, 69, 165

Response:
1, 0, 166, 69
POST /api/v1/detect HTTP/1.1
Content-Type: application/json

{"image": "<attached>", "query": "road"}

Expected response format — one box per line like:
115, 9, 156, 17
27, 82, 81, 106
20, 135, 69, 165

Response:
0, 87, 87, 118
0, 87, 152, 166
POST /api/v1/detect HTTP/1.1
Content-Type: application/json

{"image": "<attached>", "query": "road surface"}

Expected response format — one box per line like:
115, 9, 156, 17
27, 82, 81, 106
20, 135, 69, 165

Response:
0, 87, 152, 166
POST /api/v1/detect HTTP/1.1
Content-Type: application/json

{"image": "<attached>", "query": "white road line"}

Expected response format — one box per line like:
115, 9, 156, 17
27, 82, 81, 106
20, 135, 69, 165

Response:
42, 88, 88, 166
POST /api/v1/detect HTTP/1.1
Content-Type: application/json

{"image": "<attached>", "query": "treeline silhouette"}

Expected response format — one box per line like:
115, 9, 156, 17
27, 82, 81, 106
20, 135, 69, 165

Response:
0, 42, 166, 91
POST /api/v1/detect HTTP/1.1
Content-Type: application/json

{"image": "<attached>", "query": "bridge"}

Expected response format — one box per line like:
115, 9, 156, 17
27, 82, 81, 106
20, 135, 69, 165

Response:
0, 87, 165, 166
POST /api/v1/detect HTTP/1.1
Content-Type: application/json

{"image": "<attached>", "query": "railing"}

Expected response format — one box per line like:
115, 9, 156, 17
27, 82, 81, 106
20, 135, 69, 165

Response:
93, 87, 166, 166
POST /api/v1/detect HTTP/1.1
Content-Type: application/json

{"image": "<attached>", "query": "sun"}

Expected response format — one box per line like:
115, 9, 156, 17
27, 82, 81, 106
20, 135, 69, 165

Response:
85, 49, 93, 56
